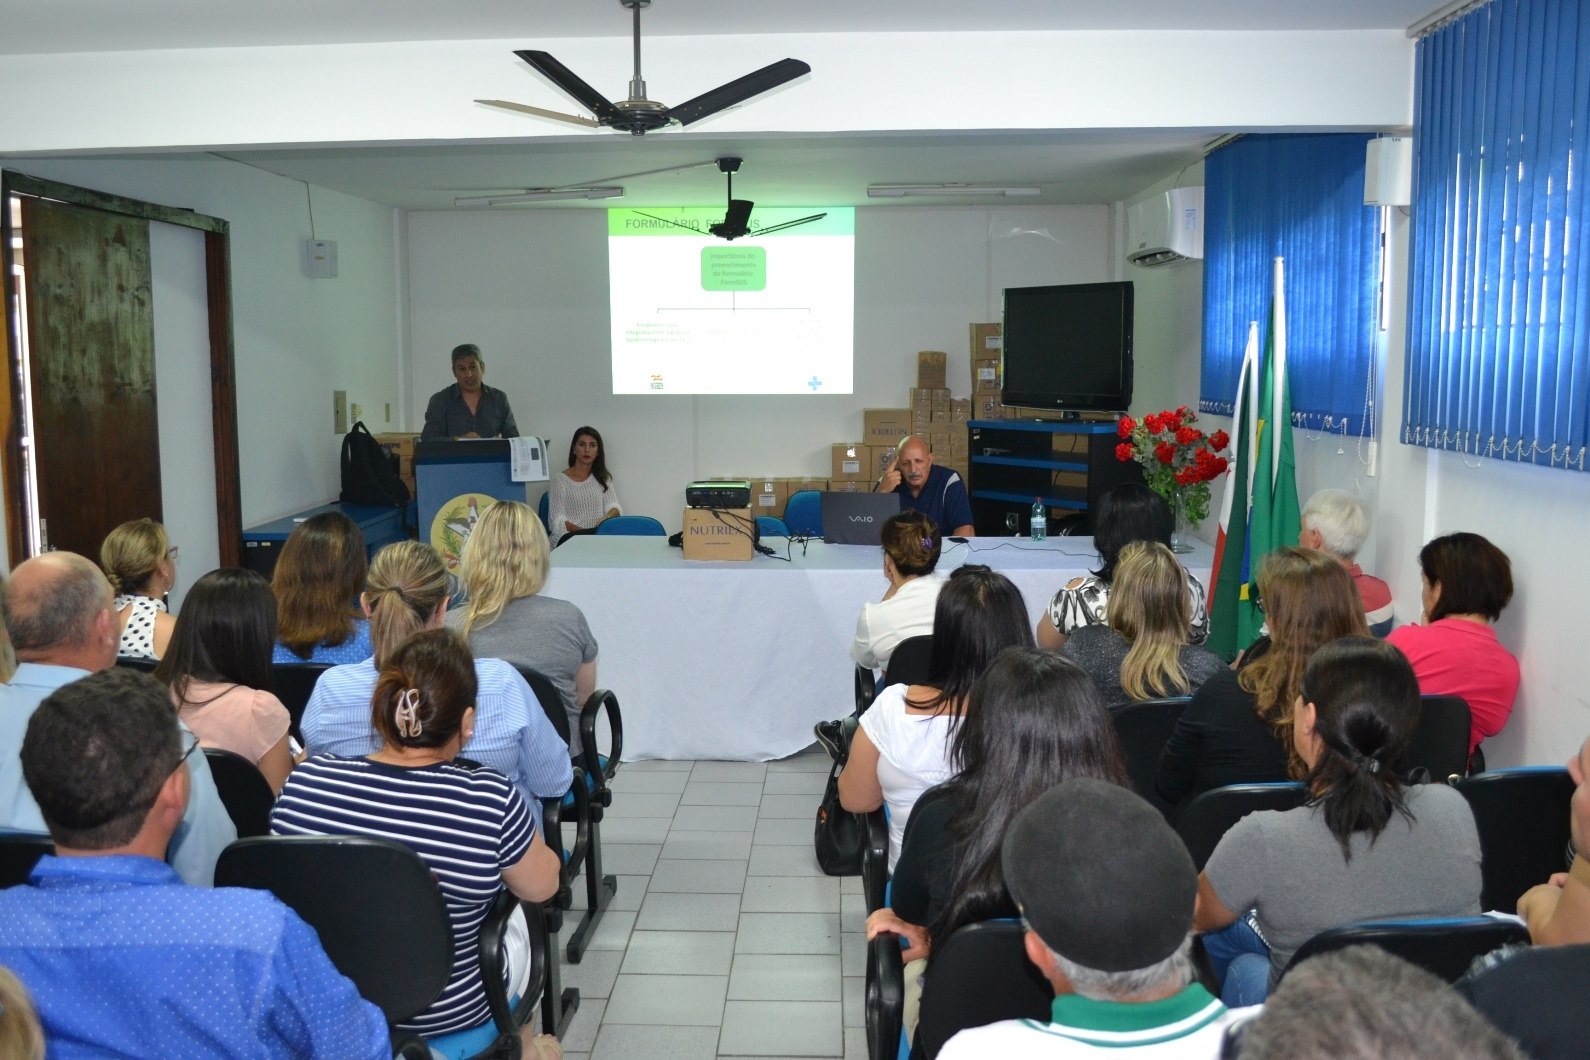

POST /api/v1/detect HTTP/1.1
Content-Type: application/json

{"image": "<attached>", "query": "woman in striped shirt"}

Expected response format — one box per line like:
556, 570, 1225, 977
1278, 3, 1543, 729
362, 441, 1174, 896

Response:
272, 628, 563, 1059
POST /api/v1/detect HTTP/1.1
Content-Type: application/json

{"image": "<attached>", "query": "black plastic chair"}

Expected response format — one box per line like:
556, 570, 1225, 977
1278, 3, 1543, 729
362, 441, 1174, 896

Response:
114, 655, 159, 674
1453, 767, 1576, 912
271, 662, 333, 744
216, 834, 543, 1059
203, 747, 276, 838
917, 920, 1052, 1059
855, 635, 934, 715
0, 833, 53, 888
1110, 696, 1191, 819
1175, 782, 1310, 871
865, 930, 905, 1060
1283, 916, 1532, 984
1402, 694, 1472, 782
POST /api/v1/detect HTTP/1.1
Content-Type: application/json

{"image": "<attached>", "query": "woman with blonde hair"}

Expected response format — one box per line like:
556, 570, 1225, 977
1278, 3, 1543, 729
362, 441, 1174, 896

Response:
1060, 541, 1224, 708
271, 511, 372, 664
1157, 546, 1369, 805
99, 518, 178, 659
299, 540, 571, 815
0, 966, 44, 1060
446, 501, 598, 755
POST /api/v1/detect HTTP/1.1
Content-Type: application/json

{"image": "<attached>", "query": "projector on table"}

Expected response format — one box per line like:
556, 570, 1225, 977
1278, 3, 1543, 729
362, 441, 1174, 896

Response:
686, 480, 751, 509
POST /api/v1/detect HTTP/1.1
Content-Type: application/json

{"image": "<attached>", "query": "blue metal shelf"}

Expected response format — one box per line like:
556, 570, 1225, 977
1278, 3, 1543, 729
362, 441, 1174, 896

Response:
971, 454, 1089, 473
968, 419, 1117, 434
973, 489, 1087, 511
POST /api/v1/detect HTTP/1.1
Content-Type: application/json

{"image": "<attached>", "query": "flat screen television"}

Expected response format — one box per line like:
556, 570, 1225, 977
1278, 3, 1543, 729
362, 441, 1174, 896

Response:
1000, 281, 1134, 413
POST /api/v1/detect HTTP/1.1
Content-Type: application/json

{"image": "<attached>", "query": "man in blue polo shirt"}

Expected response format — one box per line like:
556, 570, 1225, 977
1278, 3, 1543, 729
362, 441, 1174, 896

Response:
0, 670, 389, 1059
878, 435, 975, 536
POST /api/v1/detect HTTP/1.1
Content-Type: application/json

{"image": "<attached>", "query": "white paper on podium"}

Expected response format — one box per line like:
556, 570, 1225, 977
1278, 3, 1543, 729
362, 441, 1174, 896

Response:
510, 436, 550, 482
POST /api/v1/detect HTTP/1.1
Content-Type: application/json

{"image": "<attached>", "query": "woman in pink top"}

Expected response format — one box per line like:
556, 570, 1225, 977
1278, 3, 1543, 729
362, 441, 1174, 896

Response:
155, 568, 293, 792
1386, 532, 1519, 757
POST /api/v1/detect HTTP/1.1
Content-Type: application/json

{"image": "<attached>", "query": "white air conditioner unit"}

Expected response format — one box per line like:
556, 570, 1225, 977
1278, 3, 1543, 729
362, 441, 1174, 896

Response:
1126, 186, 1204, 268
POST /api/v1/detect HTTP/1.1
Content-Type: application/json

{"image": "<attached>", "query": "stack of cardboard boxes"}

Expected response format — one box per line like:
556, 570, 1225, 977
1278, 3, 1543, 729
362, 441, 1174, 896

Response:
970, 322, 1007, 421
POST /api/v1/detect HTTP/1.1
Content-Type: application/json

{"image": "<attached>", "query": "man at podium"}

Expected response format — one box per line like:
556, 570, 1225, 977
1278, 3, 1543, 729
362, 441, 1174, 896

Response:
421, 343, 520, 441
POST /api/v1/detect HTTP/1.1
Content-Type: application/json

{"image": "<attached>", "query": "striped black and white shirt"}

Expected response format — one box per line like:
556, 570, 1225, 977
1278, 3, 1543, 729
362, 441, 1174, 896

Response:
270, 755, 534, 1037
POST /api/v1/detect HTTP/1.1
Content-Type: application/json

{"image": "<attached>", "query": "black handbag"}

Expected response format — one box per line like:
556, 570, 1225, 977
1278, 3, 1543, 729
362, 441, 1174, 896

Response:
814, 754, 865, 876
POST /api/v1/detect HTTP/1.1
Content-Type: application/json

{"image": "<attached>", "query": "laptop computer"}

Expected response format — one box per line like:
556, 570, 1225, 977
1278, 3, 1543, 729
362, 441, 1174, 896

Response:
821, 491, 902, 545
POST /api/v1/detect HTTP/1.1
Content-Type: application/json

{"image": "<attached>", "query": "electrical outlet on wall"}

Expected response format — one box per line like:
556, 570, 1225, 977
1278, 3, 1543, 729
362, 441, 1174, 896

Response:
351, 402, 363, 423
385, 403, 392, 423
333, 390, 348, 434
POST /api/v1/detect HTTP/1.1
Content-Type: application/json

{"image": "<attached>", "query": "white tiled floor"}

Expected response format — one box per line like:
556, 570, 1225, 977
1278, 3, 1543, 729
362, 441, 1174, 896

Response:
558, 749, 867, 1060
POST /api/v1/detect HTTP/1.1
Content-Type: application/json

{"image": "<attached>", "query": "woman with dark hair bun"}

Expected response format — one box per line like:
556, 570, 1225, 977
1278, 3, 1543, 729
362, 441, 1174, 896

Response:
1194, 636, 1482, 1006
851, 510, 944, 672
838, 565, 1033, 870
1387, 532, 1519, 756
1036, 483, 1209, 649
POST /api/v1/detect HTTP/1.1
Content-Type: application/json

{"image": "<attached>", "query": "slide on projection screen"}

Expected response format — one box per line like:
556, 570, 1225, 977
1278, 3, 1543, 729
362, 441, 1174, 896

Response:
607, 207, 855, 395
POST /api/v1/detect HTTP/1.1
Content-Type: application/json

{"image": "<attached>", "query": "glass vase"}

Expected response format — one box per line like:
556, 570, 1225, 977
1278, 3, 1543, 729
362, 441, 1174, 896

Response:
1169, 489, 1194, 554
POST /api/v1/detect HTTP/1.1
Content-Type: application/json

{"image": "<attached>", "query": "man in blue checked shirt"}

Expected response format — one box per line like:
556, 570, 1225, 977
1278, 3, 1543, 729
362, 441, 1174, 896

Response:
0, 670, 389, 1059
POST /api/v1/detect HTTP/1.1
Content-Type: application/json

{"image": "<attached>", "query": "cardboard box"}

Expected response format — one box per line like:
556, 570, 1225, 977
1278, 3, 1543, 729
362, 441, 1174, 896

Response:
827, 479, 868, 493
929, 388, 951, 412
950, 398, 972, 423
931, 409, 951, 426
916, 350, 948, 389
749, 477, 790, 514
830, 443, 872, 482
681, 507, 754, 561
872, 444, 899, 480
970, 323, 1003, 358
976, 394, 1005, 419
910, 387, 935, 411
972, 357, 1002, 393
911, 409, 934, 433
862, 408, 914, 446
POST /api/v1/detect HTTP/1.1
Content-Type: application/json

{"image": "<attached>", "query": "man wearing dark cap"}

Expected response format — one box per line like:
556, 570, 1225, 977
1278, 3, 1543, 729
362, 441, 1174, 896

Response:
939, 778, 1247, 1058
421, 342, 520, 440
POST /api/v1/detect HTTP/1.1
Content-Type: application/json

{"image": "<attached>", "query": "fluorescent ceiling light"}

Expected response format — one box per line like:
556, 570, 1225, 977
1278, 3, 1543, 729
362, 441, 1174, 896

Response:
454, 186, 624, 207
868, 184, 1042, 198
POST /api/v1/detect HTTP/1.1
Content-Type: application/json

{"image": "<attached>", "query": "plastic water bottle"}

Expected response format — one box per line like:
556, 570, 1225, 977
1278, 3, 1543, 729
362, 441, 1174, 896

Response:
1030, 498, 1047, 542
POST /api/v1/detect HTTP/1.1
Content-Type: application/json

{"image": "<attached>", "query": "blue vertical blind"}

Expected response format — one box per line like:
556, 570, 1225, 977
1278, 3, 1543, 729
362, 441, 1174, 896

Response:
1406, 0, 1590, 469
1200, 134, 1381, 436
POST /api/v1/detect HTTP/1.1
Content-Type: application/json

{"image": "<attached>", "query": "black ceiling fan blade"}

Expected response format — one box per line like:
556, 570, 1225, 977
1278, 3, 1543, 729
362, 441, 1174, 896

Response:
668, 58, 811, 127
515, 49, 622, 123
753, 212, 828, 237
634, 211, 704, 234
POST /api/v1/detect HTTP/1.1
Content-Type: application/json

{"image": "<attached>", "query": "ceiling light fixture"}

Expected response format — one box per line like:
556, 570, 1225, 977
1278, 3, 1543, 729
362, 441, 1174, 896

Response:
454, 186, 625, 207
867, 184, 1042, 199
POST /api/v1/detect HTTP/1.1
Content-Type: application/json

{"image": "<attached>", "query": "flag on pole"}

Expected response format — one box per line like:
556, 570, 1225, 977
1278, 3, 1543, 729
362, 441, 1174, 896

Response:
1206, 257, 1301, 659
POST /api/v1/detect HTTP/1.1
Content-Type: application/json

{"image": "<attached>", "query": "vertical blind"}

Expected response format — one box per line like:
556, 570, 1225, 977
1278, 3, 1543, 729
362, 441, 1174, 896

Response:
1406, 0, 1590, 469
1200, 134, 1380, 436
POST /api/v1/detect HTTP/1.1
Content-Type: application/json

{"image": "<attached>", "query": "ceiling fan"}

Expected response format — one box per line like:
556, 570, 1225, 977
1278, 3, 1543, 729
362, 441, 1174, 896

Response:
477, 0, 811, 136
634, 157, 826, 240
451, 158, 718, 207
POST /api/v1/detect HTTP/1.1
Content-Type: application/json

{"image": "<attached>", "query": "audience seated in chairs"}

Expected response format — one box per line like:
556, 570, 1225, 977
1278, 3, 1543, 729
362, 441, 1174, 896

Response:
100, 517, 178, 661
0, 552, 235, 887
851, 511, 943, 674
937, 778, 1245, 1058
448, 500, 600, 757
1299, 489, 1395, 637
1387, 531, 1520, 762
272, 629, 564, 1060
867, 647, 1130, 1046
1037, 483, 1209, 650
270, 510, 374, 664
1194, 637, 1482, 1007
838, 565, 1033, 872
155, 568, 294, 793
1157, 547, 1369, 807
1059, 541, 1224, 710
0, 669, 388, 1058
299, 540, 571, 822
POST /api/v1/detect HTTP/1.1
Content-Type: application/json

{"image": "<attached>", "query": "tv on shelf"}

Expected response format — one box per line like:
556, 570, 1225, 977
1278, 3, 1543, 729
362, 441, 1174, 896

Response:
1000, 281, 1134, 414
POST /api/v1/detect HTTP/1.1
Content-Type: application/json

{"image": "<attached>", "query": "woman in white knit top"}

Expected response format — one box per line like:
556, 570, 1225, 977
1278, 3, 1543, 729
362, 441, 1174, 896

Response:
548, 426, 622, 544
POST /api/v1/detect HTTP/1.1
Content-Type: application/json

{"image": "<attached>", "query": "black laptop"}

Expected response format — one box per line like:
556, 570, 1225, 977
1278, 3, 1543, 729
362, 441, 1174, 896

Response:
821, 491, 902, 545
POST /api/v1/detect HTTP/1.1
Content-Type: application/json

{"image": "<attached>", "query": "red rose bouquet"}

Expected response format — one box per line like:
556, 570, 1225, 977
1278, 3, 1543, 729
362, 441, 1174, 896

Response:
1114, 406, 1230, 529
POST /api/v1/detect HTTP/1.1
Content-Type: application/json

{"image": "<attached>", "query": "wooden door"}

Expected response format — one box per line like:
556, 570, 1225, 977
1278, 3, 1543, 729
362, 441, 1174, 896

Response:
19, 197, 162, 557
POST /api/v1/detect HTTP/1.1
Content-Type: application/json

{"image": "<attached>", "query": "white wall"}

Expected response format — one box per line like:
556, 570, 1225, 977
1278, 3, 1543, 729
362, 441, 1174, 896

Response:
404, 203, 1115, 526
0, 156, 403, 531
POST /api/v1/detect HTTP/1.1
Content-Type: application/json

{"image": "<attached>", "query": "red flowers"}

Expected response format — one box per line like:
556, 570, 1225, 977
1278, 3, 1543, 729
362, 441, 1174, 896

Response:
1113, 406, 1234, 531
1115, 442, 1135, 462
1154, 441, 1177, 465
1175, 425, 1201, 446
1209, 429, 1230, 452
1117, 417, 1136, 439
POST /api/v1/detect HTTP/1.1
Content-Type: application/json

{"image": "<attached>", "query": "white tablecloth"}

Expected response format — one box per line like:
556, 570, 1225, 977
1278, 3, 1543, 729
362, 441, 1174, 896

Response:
544, 534, 1215, 762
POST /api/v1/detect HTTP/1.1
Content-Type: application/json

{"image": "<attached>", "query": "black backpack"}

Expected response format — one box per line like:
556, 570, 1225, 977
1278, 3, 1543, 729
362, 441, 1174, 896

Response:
339, 422, 410, 506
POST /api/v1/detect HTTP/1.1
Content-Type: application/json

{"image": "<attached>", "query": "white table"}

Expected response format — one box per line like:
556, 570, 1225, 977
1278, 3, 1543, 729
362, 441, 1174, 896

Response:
545, 534, 1214, 762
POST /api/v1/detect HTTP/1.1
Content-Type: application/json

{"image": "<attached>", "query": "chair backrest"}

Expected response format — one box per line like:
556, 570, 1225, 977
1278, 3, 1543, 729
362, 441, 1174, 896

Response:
784, 490, 823, 537
880, 635, 933, 692
537, 490, 551, 532
271, 662, 333, 744
1283, 916, 1532, 984
916, 920, 1053, 1059
0, 834, 54, 889
513, 664, 573, 746
1176, 782, 1310, 870
595, 515, 666, 537
1110, 697, 1191, 808
202, 747, 276, 838
115, 655, 159, 673
1402, 694, 1472, 782
755, 515, 789, 538
215, 835, 453, 1024
1454, 767, 1575, 912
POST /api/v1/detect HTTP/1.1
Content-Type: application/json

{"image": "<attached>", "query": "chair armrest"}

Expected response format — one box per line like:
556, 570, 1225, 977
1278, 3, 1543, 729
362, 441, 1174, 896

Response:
862, 808, 890, 913
539, 771, 583, 913
579, 688, 623, 808
563, 765, 592, 881
854, 664, 876, 716
515, 897, 552, 1029
391, 1031, 432, 1059
865, 930, 905, 1060
477, 891, 535, 1037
